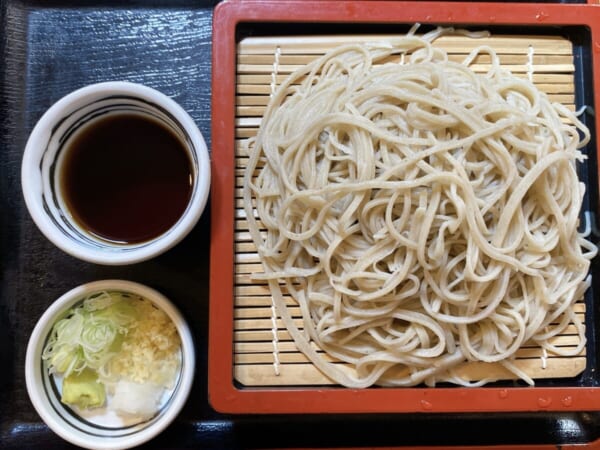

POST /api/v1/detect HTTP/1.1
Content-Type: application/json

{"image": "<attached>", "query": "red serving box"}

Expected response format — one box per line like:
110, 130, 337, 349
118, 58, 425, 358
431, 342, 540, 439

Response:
209, 0, 600, 415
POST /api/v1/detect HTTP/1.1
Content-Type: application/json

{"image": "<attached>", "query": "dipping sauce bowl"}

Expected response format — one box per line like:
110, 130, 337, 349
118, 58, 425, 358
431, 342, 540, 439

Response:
21, 81, 210, 265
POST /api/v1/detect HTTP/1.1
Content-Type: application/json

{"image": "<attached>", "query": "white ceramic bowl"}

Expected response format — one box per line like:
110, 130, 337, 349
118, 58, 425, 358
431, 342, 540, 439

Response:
21, 81, 210, 265
25, 280, 195, 450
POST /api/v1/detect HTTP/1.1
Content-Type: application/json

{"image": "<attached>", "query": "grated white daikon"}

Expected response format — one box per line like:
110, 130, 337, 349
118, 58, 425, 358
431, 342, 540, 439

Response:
111, 380, 164, 418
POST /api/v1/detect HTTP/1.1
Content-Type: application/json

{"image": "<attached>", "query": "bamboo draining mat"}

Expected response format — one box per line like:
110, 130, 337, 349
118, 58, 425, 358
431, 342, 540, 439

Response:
234, 33, 586, 387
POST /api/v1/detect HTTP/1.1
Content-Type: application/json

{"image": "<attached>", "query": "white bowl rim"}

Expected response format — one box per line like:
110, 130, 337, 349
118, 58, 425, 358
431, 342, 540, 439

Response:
21, 81, 211, 265
25, 279, 196, 450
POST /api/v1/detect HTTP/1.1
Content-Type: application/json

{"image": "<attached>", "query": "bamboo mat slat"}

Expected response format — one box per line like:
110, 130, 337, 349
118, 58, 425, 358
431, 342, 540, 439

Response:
237, 35, 574, 55
233, 32, 586, 387
235, 357, 587, 387
233, 334, 585, 353
237, 52, 573, 66
236, 63, 575, 76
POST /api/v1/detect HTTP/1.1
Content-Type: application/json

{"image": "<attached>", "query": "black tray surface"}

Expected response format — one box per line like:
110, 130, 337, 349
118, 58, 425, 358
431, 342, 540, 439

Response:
3, 0, 600, 448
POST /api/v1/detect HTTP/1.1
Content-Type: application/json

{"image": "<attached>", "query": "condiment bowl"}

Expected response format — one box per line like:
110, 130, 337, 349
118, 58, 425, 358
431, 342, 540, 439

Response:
21, 81, 210, 265
25, 280, 195, 450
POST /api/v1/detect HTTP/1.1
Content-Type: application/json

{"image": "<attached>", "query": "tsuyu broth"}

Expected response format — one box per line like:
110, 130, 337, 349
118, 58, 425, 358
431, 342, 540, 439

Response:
59, 112, 193, 244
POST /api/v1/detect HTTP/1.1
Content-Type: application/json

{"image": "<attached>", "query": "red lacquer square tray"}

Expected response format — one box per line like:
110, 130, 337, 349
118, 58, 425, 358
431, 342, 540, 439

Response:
209, 0, 600, 414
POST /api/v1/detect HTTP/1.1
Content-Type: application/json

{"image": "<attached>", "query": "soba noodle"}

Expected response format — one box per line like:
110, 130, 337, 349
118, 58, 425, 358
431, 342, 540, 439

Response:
243, 27, 597, 387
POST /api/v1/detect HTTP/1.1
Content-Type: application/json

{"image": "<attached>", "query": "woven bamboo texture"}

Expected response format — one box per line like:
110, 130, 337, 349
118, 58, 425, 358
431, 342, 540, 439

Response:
234, 33, 585, 386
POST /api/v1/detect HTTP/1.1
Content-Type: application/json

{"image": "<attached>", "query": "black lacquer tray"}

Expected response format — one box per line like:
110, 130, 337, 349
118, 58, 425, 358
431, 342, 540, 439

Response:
4, 0, 600, 448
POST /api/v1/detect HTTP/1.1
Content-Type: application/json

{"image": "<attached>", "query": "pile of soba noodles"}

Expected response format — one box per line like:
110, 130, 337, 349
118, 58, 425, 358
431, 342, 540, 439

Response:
243, 27, 597, 387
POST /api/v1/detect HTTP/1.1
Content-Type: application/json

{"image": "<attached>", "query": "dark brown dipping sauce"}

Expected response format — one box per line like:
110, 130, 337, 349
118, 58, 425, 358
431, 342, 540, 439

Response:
60, 112, 193, 244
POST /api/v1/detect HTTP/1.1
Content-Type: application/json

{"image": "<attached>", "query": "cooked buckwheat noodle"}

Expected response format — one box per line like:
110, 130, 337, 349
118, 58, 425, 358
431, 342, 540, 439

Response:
243, 27, 597, 387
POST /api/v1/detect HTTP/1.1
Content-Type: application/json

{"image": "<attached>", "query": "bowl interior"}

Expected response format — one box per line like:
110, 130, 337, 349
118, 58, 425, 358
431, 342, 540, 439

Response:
21, 82, 211, 265
25, 280, 195, 450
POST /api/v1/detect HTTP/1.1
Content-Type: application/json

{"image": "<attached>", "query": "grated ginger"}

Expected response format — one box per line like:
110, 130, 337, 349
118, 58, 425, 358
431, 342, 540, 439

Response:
101, 298, 181, 389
